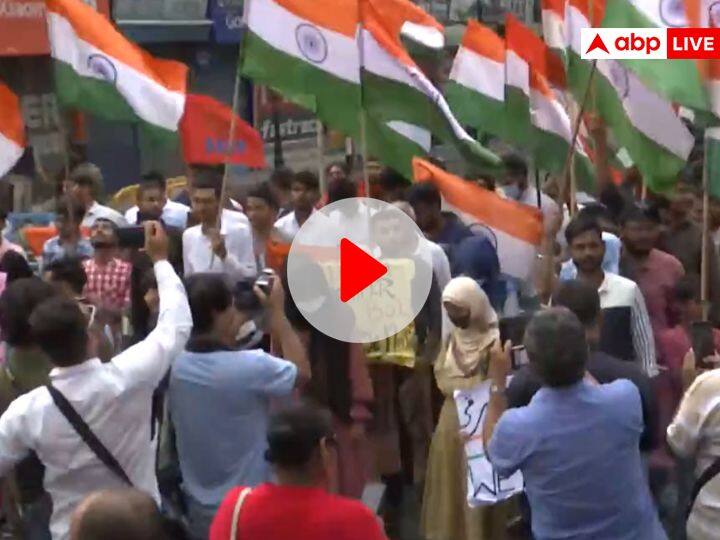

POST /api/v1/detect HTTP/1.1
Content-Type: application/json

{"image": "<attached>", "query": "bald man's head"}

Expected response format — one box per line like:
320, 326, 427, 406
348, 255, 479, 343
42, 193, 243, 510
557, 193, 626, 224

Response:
70, 489, 170, 540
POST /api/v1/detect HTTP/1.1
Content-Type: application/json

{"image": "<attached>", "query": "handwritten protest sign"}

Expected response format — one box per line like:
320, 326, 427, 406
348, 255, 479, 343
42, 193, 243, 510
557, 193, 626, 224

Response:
454, 379, 524, 506
320, 259, 418, 367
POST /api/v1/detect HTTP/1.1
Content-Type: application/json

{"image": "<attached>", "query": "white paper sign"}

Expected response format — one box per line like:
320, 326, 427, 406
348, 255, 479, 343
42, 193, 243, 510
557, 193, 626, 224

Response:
454, 379, 524, 507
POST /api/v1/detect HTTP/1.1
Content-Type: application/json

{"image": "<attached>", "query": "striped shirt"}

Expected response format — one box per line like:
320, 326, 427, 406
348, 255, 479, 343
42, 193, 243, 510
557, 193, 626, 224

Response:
667, 370, 720, 540
597, 272, 657, 377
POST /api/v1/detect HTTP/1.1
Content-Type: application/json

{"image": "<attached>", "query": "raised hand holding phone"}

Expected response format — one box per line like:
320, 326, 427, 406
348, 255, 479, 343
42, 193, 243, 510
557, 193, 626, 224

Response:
144, 221, 168, 263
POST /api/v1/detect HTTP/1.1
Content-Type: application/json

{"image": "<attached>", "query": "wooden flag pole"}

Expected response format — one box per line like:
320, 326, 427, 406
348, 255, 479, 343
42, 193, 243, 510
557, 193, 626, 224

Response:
702, 131, 711, 321
559, 61, 597, 213
210, 19, 249, 266
54, 111, 77, 231
217, 4, 254, 229
317, 120, 327, 198
217, 64, 243, 229
359, 110, 370, 198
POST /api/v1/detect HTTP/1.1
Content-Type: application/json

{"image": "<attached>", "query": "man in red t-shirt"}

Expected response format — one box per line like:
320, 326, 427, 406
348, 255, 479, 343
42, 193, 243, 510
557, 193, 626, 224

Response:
210, 404, 386, 540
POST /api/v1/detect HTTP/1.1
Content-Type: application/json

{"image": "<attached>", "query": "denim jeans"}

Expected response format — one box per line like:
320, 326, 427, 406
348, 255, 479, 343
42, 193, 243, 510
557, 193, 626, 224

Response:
185, 497, 218, 540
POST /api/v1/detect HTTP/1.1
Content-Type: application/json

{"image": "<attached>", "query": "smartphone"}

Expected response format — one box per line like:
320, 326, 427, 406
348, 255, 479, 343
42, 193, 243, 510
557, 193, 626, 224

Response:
117, 226, 145, 249
234, 280, 262, 312
136, 211, 163, 224
511, 345, 529, 370
499, 315, 530, 347
256, 269, 275, 295
690, 321, 716, 369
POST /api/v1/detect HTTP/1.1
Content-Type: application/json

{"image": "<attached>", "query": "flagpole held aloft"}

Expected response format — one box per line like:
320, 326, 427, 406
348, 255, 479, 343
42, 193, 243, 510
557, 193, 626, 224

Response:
560, 60, 597, 214
317, 120, 327, 197
702, 130, 711, 321
359, 110, 370, 199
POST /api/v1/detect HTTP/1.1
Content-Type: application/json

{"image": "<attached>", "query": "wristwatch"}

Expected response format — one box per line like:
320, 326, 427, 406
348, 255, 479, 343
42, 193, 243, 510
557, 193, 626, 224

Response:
490, 383, 505, 395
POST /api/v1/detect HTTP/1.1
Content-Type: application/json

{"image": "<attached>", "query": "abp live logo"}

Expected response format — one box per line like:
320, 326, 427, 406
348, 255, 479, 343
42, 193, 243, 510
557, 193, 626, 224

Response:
581, 28, 666, 59
581, 28, 720, 59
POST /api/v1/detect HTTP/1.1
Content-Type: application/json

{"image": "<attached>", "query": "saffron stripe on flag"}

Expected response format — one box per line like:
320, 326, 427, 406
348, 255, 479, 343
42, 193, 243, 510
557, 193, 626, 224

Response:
412, 158, 543, 280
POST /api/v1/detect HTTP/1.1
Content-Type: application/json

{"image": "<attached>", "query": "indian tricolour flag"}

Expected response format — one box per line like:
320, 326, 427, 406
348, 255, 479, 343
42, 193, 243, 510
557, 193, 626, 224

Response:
504, 15, 533, 148
242, 0, 362, 139
706, 128, 720, 199
684, 0, 720, 120
445, 20, 508, 141
0, 82, 25, 178
46, 0, 187, 137
360, 0, 502, 176
412, 158, 543, 281
565, 0, 693, 191
601, 0, 709, 113
506, 14, 595, 190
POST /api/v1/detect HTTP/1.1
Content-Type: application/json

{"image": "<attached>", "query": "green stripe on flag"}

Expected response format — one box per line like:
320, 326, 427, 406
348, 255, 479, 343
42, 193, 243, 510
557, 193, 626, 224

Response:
361, 71, 502, 174
365, 116, 428, 179
567, 52, 686, 192
241, 31, 362, 139
504, 87, 533, 148
531, 129, 594, 192
601, 0, 708, 112
54, 61, 177, 145
445, 81, 508, 141
707, 128, 720, 200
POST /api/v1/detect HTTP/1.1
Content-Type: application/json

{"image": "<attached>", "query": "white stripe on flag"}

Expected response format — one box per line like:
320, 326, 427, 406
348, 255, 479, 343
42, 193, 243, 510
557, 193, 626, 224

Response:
531, 89, 572, 142
542, 8, 566, 50
248, 0, 360, 84
595, 59, 693, 159
400, 21, 444, 49
362, 29, 474, 143
709, 80, 720, 118
0, 132, 23, 177
362, 29, 416, 86
386, 120, 432, 150
450, 47, 505, 102
565, 4, 585, 53
506, 50, 529, 95
48, 13, 185, 131
448, 204, 537, 280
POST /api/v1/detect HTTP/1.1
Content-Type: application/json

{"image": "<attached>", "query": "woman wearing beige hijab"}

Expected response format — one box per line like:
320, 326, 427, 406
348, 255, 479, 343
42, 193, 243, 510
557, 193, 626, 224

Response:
420, 277, 509, 540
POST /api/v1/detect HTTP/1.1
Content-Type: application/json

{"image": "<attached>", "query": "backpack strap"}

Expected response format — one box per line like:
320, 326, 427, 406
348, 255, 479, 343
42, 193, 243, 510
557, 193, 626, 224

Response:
687, 455, 720, 519
46, 385, 133, 486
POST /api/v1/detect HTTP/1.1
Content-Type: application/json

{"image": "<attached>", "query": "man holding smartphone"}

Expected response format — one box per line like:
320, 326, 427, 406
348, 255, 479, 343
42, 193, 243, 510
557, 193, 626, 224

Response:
507, 280, 657, 452
169, 272, 310, 539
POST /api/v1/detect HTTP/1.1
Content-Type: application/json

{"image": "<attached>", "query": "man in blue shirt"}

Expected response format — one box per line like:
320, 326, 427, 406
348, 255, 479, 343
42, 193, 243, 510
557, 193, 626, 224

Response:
169, 273, 310, 540
41, 198, 94, 273
484, 308, 666, 540
406, 182, 473, 269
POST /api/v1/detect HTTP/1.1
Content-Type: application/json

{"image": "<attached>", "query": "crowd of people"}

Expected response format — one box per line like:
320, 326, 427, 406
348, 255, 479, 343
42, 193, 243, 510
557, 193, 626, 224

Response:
0, 152, 719, 540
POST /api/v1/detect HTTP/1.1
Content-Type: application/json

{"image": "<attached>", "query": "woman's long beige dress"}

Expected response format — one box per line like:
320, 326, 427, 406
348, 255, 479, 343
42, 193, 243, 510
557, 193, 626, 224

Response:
420, 346, 512, 540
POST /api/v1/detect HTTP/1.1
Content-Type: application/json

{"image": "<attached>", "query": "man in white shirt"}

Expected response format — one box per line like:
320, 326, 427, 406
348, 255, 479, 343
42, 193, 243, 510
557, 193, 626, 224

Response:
0, 222, 192, 540
124, 172, 189, 229
563, 214, 657, 377
183, 170, 256, 280
501, 154, 560, 235
69, 163, 127, 228
274, 171, 319, 241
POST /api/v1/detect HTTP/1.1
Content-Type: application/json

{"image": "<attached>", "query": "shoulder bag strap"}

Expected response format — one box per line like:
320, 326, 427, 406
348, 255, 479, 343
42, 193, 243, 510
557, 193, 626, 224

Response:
46, 385, 133, 486
229, 487, 252, 540
687, 455, 720, 519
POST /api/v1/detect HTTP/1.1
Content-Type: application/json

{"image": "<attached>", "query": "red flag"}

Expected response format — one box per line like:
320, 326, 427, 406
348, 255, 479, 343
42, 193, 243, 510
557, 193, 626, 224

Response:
180, 94, 266, 169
